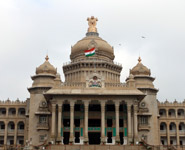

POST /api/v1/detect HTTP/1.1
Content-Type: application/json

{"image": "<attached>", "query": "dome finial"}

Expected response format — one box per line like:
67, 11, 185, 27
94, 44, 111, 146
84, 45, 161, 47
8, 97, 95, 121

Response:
45, 55, 49, 61
87, 16, 98, 33
138, 56, 142, 63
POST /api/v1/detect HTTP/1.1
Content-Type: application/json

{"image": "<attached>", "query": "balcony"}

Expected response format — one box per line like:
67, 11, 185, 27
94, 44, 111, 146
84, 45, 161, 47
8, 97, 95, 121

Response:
0, 129, 5, 135
7, 129, 14, 135
138, 124, 150, 131
36, 123, 49, 130
179, 130, 185, 135
17, 129, 24, 135
160, 130, 167, 135
169, 130, 176, 135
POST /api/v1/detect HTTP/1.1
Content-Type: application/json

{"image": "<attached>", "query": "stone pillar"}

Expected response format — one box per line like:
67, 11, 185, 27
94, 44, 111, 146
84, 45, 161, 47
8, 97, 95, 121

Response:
69, 101, 75, 143
6, 108, 8, 117
175, 109, 178, 118
166, 122, 170, 145
57, 103, 63, 143
84, 101, 89, 144
133, 104, 138, 144
4, 121, 7, 145
176, 122, 179, 147
127, 104, 132, 144
51, 103, 56, 142
16, 108, 18, 117
115, 101, 120, 143
101, 101, 106, 144
166, 109, 169, 118
14, 121, 17, 145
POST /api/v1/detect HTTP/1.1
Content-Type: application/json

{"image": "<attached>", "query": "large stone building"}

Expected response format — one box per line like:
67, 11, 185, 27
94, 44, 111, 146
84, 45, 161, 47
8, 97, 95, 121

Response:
0, 16, 185, 149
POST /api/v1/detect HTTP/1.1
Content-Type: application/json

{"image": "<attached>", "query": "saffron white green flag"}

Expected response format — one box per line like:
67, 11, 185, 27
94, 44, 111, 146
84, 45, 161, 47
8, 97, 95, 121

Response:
84, 47, 95, 57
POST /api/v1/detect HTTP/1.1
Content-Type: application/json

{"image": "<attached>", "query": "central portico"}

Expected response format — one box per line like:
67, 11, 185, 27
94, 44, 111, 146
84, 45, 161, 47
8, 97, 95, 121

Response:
45, 82, 145, 145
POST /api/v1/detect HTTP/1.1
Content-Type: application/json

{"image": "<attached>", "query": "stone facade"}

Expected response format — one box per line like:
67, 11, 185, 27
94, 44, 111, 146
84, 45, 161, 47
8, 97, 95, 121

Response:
0, 16, 185, 149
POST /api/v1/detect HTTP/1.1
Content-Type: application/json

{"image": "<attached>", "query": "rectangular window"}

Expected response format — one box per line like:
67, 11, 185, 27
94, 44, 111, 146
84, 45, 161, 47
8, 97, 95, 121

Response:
40, 135, 45, 142
39, 116, 47, 124
139, 116, 148, 125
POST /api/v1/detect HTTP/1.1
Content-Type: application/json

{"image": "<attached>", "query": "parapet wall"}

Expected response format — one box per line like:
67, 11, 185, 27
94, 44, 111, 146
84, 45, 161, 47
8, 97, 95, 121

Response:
0, 98, 27, 106
158, 99, 185, 107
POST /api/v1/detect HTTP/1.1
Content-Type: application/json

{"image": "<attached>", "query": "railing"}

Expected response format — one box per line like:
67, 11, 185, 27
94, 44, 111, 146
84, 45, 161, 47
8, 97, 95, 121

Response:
17, 129, 24, 134
160, 130, 167, 133
160, 115, 167, 118
170, 130, 176, 133
37, 123, 49, 130
179, 130, 185, 134
62, 82, 86, 87
138, 124, 150, 130
105, 82, 126, 87
0, 129, 4, 134
0, 114, 6, 117
63, 58, 122, 67
7, 129, 14, 134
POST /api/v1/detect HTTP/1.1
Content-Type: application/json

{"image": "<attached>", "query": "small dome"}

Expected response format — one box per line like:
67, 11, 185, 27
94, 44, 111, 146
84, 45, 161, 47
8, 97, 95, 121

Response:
36, 55, 57, 75
130, 57, 151, 76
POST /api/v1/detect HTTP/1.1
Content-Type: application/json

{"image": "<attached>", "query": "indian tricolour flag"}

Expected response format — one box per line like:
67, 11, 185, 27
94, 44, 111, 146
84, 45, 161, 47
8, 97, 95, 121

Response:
84, 47, 95, 57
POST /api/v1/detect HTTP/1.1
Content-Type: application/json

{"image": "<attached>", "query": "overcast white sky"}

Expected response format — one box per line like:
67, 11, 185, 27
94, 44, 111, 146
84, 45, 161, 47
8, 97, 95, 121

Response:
0, 0, 185, 102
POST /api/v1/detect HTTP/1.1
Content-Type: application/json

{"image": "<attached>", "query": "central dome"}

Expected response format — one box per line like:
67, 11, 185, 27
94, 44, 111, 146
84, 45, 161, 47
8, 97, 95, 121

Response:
70, 16, 115, 61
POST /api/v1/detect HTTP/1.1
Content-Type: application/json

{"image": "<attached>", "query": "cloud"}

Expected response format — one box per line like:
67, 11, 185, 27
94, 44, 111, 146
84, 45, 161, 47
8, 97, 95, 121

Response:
0, 0, 185, 102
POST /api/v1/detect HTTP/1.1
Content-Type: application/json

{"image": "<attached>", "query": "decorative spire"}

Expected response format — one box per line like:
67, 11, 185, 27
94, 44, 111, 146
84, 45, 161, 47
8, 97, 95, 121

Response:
45, 55, 49, 61
87, 16, 98, 33
138, 56, 142, 63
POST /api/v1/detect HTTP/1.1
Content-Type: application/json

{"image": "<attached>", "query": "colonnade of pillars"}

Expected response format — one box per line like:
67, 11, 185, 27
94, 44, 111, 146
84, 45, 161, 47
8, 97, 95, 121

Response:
165, 122, 181, 145
51, 100, 138, 145
2, 121, 24, 145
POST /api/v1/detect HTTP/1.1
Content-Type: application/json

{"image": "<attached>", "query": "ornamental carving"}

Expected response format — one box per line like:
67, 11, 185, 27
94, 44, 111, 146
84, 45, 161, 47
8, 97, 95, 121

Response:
89, 76, 101, 87
86, 72, 105, 88
87, 16, 98, 33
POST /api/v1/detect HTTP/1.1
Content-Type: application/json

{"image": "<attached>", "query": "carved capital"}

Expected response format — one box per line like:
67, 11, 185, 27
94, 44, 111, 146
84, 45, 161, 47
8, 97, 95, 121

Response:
127, 104, 132, 112
70, 101, 75, 107
52, 104, 56, 112
84, 100, 90, 107
101, 101, 106, 107
114, 101, 120, 107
